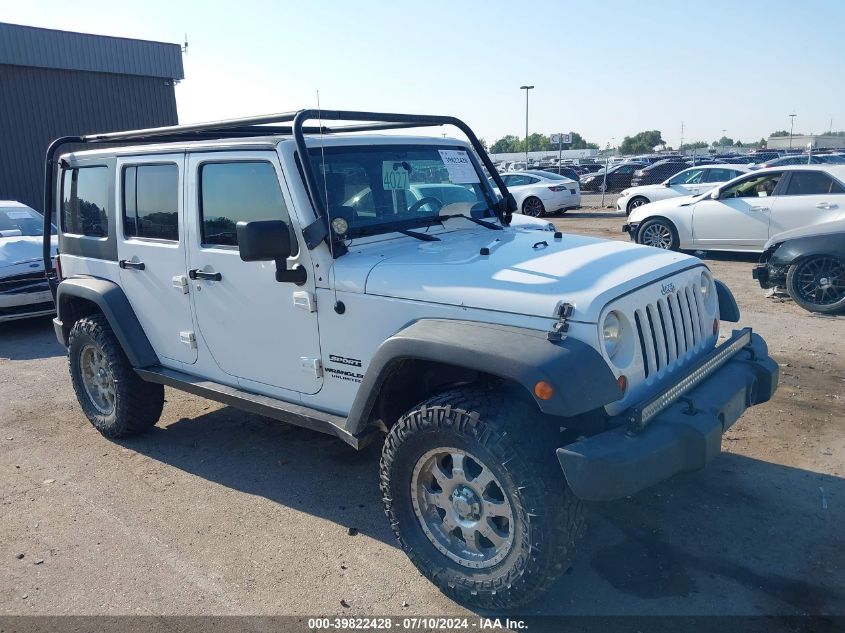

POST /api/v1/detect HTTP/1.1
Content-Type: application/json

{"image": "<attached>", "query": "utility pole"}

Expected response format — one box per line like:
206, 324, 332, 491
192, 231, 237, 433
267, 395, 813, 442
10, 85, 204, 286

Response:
520, 85, 534, 166
680, 121, 684, 154
789, 113, 797, 149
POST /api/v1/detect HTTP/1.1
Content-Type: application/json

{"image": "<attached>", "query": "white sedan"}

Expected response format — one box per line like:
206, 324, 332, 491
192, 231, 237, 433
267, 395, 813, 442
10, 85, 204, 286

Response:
616, 165, 750, 215
623, 166, 845, 252
496, 170, 581, 217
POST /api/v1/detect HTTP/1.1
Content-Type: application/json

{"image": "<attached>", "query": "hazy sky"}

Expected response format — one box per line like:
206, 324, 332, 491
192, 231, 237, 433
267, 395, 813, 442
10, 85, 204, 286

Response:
3, 0, 843, 148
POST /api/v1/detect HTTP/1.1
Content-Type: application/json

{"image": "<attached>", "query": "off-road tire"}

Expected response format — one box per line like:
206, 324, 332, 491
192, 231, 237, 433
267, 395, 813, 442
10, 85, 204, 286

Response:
68, 314, 164, 437
380, 386, 584, 609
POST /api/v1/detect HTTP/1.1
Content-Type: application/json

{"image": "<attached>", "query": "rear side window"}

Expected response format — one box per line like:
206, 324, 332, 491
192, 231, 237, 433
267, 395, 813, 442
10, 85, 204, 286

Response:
61, 166, 109, 237
199, 161, 297, 253
784, 171, 845, 196
703, 168, 736, 183
123, 164, 179, 241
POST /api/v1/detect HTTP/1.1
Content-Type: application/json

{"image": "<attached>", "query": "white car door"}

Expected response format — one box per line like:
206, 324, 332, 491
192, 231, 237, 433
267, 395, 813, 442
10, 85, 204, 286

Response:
692, 171, 785, 250
185, 151, 322, 394
768, 170, 845, 237
116, 155, 198, 365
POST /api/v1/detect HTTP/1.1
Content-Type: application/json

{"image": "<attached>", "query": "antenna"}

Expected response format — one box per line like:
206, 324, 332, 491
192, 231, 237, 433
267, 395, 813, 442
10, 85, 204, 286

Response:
316, 90, 342, 311
181, 34, 189, 54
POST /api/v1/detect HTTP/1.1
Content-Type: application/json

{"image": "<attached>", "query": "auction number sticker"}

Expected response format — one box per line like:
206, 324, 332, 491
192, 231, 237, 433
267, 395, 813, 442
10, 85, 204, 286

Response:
382, 161, 411, 190
438, 150, 480, 184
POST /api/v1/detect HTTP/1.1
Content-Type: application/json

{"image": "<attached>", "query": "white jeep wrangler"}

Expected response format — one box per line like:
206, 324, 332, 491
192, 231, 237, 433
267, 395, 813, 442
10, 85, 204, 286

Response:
43, 110, 778, 609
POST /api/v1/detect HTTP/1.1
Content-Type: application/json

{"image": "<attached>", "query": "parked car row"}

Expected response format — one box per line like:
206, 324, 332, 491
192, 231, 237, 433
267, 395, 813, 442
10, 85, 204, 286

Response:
622, 166, 845, 314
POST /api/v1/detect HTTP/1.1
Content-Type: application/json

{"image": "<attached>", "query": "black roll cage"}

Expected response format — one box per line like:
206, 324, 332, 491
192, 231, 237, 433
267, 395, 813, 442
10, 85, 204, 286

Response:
42, 110, 514, 275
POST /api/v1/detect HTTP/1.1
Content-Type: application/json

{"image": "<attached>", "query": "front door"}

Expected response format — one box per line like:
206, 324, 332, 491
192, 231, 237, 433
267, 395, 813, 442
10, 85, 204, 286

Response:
768, 170, 845, 236
692, 171, 785, 250
116, 155, 197, 365
185, 151, 322, 394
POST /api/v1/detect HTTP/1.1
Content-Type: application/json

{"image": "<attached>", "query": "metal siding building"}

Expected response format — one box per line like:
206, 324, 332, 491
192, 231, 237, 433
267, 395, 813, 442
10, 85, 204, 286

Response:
0, 23, 184, 211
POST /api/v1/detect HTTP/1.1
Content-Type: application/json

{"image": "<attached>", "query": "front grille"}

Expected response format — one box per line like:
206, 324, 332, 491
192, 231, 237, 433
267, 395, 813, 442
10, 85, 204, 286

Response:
0, 271, 47, 295
633, 282, 709, 379
0, 300, 54, 317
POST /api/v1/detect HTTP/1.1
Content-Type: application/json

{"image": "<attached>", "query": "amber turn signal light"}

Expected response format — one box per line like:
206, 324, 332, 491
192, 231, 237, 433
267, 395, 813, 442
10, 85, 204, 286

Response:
617, 375, 628, 393
534, 381, 554, 401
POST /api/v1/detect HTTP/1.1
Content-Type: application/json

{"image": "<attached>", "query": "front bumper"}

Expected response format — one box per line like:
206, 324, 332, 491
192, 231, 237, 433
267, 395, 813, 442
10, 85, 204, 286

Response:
622, 222, 639, 241
0, 277, 55, 322
557, 329, 778, 501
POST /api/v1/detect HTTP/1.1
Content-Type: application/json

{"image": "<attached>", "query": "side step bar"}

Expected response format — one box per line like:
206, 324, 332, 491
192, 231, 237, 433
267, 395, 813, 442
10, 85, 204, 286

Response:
135, 366, 376, 450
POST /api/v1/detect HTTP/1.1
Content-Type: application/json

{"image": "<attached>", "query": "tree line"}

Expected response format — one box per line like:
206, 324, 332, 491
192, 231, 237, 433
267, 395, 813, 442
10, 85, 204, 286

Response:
487, 129, 844, 156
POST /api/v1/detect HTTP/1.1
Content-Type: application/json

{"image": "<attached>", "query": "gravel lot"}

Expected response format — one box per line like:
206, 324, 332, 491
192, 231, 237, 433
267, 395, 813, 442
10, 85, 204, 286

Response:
1, 210, 843, 618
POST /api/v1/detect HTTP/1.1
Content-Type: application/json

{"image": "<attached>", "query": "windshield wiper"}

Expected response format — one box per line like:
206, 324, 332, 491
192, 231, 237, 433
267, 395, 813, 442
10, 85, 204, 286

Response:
397, 228, 440, 242
438, 213, 503, 231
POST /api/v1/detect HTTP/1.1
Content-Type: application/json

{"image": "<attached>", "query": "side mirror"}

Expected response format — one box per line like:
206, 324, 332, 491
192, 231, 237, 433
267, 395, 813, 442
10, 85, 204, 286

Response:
237, 219, 291, 261
710, 189, 720, 200
236, 220, 307, 285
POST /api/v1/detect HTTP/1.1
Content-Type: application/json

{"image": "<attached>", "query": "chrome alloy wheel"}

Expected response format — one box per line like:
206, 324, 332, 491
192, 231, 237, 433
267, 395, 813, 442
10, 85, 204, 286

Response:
411, 448, 514, 569
79, 344, 116, 415
640, 222, 673, 249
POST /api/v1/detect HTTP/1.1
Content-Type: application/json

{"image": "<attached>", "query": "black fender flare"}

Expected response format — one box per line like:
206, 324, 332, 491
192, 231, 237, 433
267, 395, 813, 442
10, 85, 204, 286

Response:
345, 319, 623, 435
55, 277, 159, 368
715, 279, 740, 322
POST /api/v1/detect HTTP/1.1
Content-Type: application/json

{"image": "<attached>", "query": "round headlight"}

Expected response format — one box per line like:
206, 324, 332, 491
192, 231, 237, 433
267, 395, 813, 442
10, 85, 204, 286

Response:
603, 311, 623, 359
699, 271, 714, 306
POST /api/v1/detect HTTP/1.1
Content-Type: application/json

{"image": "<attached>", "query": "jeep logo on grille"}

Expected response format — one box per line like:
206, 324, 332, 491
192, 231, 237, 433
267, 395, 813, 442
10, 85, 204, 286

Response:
661, 282, 676, 295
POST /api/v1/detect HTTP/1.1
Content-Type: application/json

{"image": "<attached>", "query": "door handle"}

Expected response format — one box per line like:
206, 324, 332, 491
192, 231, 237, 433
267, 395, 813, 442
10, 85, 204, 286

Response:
750, 206, 770, 212
189, 269, 222, 281
119, 259, 145, 270
816, 202, 836, 209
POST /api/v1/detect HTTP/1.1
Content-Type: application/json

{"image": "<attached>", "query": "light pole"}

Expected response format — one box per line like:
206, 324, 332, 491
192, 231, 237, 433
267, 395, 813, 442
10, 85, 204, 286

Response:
520, 85, 534, 166
789, 113, 797, 149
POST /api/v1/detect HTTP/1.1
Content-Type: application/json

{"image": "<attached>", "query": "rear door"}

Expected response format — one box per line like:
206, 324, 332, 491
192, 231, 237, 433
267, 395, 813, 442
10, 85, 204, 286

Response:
116, 155, 197, 365
185, 151, 322, 394
768, 170, 845, 237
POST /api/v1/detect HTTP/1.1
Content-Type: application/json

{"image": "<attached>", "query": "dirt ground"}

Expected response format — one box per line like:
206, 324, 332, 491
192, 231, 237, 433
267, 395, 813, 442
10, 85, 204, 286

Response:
1, 209, 843, 618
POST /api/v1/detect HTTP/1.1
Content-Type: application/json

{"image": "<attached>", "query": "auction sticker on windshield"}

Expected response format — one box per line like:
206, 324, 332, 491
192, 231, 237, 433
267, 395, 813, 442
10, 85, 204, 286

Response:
438, 150, 480, 184
382, 161, 411, 190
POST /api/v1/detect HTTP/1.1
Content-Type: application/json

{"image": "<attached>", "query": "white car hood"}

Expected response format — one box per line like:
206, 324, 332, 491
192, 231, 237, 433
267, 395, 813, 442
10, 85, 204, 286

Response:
0, 235, 57, 273
628, 193, 700, 222
338, 227, 698, 323
766, 219, 845, 248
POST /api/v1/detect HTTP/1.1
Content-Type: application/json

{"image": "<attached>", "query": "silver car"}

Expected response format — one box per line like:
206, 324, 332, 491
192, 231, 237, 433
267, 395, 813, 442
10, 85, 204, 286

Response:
0, 202, 58, 322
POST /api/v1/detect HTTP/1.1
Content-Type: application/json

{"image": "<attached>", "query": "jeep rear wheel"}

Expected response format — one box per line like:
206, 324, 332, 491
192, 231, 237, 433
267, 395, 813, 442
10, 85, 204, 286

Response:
68, 314, 164, 438
380, 386, 583, 609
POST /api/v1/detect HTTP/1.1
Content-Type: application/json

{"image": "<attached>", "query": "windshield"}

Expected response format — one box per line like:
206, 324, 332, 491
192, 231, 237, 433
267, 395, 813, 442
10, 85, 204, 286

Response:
0, 207, 55, 237
308, 144, 494, 237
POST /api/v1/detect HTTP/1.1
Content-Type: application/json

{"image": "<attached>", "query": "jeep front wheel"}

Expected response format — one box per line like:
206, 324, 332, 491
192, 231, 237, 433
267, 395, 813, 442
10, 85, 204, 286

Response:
68, 314, 164, 437
380, 387, 583, 609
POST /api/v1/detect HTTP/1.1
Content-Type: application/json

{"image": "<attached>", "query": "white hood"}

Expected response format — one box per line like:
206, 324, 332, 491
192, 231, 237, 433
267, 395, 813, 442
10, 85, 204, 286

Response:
628, 193, 700, 222
0, 235, 57, 273
336, 227, 699, 323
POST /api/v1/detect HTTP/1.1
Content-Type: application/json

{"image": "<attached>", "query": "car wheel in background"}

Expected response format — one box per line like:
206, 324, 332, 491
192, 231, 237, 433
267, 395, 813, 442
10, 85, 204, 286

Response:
785, 256, 845, 314
637, 218, 679, 251
626, 196, 650, 215
521, 197, 545, 217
